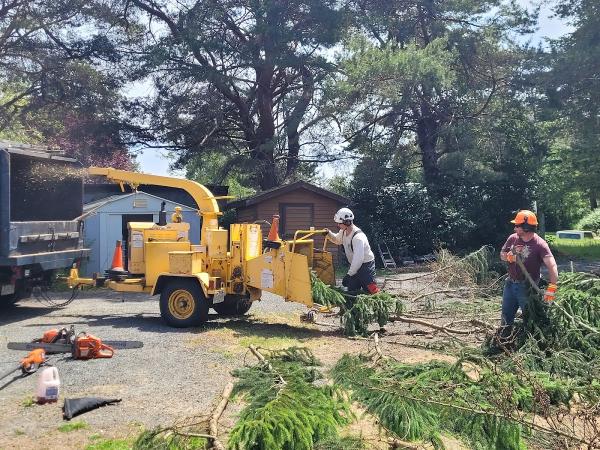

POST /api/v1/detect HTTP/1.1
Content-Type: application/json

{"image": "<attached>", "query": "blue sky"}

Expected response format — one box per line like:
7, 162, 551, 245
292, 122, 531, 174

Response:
135, 0, 572, 178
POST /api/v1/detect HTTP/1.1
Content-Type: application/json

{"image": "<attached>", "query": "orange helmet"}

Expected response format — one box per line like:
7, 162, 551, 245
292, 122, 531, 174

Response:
510, 210, 538, 226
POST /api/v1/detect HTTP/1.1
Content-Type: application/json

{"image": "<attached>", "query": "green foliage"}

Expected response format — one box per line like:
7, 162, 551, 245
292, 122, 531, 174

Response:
313, 435, 367, 450
311, 273, 404, 336
331, 355, 527, 450
86, 438, 132, 450
546, 233, 600, 259
487, 272, 600, 381
228, 347, 351, 450
311, 272, 346, 308
58, 421, 88, 432
340, 292, 404, 337
576, 209, 600, 233
121, 0, 345, 189
133, 429, 207, 449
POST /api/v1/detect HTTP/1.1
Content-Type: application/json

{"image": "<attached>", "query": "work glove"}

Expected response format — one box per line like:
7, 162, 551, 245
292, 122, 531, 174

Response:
543, 283, 557, 303
342, 274, 351, 287
506, 251, 517, 263
322, 228, 330, 236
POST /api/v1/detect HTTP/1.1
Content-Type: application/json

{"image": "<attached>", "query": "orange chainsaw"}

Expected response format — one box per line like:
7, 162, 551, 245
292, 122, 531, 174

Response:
7, 326, 143, 360
0, 349, 48, 390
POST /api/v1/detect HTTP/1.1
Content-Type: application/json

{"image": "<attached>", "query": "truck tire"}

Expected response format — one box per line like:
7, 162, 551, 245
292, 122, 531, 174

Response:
0, 293, 18, 308
212, 294, 253, 316
159, 278, 209, 327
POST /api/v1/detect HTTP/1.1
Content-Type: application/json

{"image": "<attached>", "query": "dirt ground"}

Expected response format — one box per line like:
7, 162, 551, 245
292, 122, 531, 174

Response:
0, 273, 501, 450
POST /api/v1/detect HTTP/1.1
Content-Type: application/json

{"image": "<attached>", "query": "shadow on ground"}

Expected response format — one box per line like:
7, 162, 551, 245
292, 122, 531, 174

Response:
13, 311, 340, 339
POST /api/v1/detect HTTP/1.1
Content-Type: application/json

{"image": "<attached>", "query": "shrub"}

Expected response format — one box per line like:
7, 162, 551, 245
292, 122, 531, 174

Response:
576, 209, 600, 233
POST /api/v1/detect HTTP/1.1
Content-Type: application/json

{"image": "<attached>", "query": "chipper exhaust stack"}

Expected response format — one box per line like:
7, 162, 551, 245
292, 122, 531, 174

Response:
68, 168, 335, 328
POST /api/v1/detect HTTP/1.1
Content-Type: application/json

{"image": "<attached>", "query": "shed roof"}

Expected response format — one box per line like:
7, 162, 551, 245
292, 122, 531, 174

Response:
80, 191, 196, 219
227, 180, 351, 209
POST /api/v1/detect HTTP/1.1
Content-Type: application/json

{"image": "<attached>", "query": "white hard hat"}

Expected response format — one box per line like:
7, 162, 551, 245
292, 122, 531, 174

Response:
334, 207, 354, 224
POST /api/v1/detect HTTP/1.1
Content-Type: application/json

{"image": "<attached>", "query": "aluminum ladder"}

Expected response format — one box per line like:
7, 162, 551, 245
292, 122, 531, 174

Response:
377, 242, 397, 269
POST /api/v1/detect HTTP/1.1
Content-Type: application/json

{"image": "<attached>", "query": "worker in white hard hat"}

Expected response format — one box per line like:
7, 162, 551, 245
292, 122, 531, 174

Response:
326, 207, 379, 294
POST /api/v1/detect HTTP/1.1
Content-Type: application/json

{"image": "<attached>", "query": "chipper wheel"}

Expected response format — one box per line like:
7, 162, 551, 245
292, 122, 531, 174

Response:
212, 294, 253, 316
159, 278, 209, 327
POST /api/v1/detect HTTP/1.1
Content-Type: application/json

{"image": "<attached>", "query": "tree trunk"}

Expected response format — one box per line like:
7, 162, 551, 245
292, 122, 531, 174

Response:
285, 67, 314, 181
590, 191, 598, 209
253, 63, 278, 190
415, 116, 440, 186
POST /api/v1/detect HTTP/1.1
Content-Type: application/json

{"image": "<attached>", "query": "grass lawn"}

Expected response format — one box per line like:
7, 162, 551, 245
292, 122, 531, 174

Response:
545, 232, 600, 259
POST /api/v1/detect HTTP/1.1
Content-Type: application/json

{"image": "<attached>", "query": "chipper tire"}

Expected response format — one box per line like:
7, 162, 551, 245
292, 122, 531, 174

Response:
159, 279, 209, 327
212, 294, 253, 316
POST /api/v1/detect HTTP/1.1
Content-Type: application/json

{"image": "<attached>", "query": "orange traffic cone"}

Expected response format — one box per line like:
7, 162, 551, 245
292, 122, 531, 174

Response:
110, 240, 125, 272
267, 215, 281, 241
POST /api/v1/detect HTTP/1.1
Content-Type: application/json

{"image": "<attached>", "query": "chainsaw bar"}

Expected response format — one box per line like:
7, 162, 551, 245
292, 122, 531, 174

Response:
7, 341, 144, 352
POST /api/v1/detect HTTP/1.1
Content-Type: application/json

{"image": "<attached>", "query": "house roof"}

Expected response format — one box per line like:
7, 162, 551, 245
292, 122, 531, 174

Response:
227, 180, 351, 209
80, 191, 196, 220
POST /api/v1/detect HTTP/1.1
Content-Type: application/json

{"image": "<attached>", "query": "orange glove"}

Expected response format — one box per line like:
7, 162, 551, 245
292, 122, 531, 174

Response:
506, 252, 517, 263
544, 283, 557, 303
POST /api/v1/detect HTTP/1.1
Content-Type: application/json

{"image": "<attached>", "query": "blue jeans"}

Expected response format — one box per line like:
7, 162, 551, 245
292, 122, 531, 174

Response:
501, 280, 528, 326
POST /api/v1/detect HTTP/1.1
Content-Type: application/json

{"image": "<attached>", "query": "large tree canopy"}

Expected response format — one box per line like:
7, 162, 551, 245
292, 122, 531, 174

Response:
543, 0, 600, 209
335, 0, 535, 189
326, 0, 543, 252
115, 0, 343, 189
0, 0, 134, 168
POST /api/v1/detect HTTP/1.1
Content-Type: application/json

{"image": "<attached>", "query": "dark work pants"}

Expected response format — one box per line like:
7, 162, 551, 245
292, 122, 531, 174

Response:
346, 260, 377, 292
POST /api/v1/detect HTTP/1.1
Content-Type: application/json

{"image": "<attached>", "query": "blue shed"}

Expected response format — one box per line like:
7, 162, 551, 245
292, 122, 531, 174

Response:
79, 191, 200, 277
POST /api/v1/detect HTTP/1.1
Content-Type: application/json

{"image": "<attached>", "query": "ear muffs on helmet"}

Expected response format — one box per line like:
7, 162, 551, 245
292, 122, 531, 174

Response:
511, 210, 538, 231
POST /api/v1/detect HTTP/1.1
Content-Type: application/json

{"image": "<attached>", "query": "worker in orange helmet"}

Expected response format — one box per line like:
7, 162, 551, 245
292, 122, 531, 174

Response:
325, 207, 379, 294
499, 209, 559, 327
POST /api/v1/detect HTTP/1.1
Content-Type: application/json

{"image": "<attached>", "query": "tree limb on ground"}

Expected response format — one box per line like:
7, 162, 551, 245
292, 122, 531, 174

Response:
208, 382, 234, 450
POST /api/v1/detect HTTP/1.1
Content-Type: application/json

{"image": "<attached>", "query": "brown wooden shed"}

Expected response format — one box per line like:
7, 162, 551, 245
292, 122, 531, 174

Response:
227, 181, 351, 262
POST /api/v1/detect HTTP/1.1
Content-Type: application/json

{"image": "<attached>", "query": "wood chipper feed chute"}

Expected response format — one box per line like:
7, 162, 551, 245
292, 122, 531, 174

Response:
245, 228, 335, 308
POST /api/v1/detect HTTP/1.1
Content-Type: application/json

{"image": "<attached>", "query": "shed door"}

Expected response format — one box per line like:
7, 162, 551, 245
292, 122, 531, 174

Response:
280, 204, 314, 239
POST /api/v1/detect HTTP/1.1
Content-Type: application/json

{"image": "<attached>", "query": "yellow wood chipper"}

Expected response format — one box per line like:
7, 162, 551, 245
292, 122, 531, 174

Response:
68, 167, 335, 327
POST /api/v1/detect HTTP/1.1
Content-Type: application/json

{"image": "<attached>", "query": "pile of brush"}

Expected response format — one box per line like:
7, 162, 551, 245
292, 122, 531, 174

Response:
486, 272, 600, 379
310, 272, 404, 336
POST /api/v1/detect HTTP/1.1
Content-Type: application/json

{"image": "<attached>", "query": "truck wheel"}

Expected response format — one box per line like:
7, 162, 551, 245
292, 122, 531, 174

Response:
159, 279, 209, 327
212, 294, 253, 316
0, 293, 18, 308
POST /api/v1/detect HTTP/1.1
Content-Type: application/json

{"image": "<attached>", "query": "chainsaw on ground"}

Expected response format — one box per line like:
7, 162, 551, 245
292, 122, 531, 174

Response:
0, 349, 48, 391
7, 326, 143, 360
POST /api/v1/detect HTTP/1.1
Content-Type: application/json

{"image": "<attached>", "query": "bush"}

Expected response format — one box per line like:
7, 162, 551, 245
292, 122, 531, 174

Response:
576, 209, 600, 233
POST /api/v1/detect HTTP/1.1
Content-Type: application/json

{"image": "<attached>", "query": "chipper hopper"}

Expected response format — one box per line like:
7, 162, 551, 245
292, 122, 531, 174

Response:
68, 167, 335, 327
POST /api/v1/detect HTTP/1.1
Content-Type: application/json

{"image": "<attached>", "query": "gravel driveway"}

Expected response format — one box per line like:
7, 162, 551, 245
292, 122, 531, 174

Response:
0, 290, 311, 449
0, 273, 478, 450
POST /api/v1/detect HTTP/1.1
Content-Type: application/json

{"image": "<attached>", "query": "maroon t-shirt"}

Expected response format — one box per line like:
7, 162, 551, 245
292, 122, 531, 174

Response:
502, 233, 553, 282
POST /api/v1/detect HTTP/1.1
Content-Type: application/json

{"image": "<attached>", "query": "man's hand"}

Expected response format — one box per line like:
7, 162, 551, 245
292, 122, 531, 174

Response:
506, 251, 517, 263
322, 228, 330, 235
544, 283, 557, 303
342, 274, 351, 287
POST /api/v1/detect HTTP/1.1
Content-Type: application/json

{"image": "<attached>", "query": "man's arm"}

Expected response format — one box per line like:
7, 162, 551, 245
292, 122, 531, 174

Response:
327, 229, 343, 245
543, 255, 559, 284
500, 236, 514, 262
